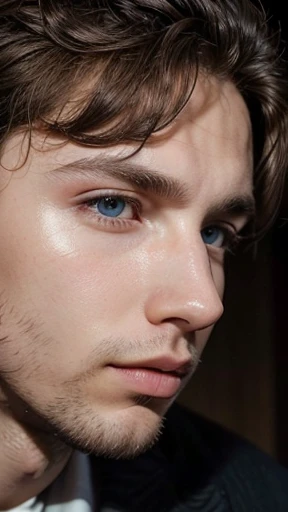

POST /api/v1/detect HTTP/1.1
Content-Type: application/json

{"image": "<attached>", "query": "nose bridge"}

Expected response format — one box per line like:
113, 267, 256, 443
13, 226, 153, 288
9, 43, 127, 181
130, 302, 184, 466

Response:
168, 237, 220, 306
146, 234, 224, 330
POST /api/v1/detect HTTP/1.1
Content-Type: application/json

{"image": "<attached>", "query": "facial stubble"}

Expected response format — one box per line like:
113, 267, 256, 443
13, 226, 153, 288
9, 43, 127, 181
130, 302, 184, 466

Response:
0, 294, 199, 458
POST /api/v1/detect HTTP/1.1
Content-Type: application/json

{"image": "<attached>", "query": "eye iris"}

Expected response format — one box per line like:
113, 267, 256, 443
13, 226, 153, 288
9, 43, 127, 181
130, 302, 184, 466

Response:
201, 227, 221, 245
97, 197, 125, 217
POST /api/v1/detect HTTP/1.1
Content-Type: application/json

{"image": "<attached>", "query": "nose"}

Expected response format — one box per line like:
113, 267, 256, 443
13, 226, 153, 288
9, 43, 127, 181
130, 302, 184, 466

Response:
144, 239, 224, 333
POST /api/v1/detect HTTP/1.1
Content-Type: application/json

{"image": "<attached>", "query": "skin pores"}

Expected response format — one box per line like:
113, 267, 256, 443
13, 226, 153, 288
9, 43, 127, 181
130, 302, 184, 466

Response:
0, 77, 253, 461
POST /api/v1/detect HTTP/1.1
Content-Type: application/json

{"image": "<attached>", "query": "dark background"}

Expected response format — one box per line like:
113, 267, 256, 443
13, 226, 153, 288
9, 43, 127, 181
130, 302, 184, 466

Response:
178, 1, 288, 467
267, 0, 288, 465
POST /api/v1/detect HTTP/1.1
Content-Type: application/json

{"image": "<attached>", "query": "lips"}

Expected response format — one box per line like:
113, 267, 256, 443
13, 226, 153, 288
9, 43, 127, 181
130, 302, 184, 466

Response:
135, 356, 193, 375
108, 356, 192, 398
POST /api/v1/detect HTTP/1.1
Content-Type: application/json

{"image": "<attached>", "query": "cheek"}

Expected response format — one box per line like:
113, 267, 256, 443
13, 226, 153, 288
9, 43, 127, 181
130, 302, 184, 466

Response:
30, 208, 153, 327
0, 223, 148, 373
37, 252, 140, 322
0, 250, 151, 391
0, 198, 145, 313
212, 260, 225, 300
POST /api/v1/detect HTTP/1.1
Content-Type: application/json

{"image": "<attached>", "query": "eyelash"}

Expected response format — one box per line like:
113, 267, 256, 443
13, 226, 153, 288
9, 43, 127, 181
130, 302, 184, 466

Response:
78, 192, 243, 252
79, 192, 142, 230
212, 225, 242, 253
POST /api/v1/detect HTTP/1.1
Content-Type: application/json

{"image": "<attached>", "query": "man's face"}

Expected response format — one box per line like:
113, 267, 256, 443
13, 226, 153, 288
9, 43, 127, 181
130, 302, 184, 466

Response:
0, 78, 253, 457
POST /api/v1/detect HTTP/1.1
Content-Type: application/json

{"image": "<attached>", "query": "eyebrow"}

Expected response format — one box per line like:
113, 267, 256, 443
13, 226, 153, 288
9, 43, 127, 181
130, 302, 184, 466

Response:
48, 155, 189, 203
48, 155, 256, 220
206, 196, 256, 221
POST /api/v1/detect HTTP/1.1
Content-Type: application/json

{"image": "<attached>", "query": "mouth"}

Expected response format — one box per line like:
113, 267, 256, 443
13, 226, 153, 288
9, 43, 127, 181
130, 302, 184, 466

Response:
108, 356, 192, 399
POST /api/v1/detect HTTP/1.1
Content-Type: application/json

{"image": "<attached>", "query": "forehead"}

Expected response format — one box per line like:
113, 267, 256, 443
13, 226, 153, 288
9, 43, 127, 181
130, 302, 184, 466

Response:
140, 76, 253, 192
1, 76, 252, 207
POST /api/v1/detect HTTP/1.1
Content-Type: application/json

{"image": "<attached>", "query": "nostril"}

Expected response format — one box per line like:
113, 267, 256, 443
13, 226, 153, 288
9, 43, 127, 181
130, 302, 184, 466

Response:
164, 316, 190, 325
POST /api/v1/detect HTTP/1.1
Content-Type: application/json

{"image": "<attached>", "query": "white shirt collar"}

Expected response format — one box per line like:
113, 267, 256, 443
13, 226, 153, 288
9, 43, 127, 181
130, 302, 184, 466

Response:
5, 451, 95, 512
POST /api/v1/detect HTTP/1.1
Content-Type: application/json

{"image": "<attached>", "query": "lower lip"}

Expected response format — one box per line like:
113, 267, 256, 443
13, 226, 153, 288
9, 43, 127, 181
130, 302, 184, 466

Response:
109, 366, 182, 398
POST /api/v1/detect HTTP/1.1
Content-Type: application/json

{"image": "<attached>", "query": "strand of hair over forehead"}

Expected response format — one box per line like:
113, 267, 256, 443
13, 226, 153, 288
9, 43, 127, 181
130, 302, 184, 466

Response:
3, 0, 274, 137
0, 0, 287, 235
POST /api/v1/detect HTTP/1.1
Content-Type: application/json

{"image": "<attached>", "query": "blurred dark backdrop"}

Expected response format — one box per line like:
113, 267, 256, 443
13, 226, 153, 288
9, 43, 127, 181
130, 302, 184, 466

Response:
178, 0, 288, 467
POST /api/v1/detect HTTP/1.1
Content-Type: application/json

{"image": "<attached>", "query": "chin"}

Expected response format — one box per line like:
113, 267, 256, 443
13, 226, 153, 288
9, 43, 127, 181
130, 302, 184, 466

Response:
42, 398, 167, 459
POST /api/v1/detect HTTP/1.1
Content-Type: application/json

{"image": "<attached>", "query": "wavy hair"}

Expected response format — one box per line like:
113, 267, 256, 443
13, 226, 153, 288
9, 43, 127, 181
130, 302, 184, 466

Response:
0, 0, 287, 232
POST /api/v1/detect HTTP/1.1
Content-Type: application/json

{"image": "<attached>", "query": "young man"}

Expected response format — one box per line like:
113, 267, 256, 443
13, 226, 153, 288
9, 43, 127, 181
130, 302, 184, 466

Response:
0, 0, 288, 510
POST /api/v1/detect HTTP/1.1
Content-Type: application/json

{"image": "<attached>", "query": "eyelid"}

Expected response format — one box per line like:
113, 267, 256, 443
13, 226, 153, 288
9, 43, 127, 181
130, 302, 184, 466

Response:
86, 193, 142, 218
202, 219, 237, 237
202, 223, 242, 253
74, 190, 146, 232
203, 211, 251, 231
73, 188, 146, 207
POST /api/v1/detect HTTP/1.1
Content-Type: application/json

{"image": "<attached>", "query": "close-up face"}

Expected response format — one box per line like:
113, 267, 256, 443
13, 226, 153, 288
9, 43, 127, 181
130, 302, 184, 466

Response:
0, 77, 253, 458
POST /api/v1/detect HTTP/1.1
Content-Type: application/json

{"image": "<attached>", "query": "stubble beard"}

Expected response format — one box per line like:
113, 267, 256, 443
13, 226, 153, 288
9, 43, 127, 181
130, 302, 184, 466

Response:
15, 391, 167, 459
0, 294, 198, 460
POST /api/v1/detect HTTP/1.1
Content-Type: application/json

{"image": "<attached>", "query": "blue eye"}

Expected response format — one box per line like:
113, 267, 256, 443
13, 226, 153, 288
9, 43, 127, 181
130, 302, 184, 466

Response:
97, 197, 126, 217
201, 226, 225, 248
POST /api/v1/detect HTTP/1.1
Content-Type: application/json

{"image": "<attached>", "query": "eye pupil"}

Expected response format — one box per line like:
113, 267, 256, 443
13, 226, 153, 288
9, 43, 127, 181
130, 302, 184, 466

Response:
201, 226, 224, 247
97, 197, 126, 217
203, 227, 218, 241
103, 197, 118, 209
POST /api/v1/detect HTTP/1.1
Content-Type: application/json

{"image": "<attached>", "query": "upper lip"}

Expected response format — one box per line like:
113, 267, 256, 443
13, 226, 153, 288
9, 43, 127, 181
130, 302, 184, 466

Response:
111, 356, 193, 377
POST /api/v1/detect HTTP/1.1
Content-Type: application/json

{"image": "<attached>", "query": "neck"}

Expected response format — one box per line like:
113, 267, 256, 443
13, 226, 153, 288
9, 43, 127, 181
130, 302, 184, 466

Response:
0, 395, 72, 509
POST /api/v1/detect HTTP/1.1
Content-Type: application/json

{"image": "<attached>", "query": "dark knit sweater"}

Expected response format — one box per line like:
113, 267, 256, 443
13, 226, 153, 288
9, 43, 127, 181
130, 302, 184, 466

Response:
95, 403, 288, 511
